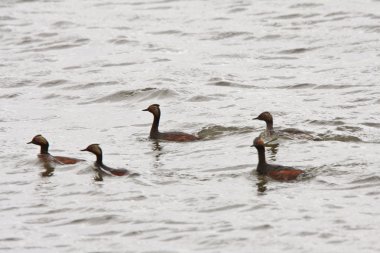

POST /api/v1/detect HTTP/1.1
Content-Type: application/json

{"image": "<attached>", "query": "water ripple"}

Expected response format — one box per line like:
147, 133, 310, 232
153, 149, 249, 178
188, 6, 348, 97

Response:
21, 38, 89, 52
204, 31, 251, 41
199, 204, 246, 213
206, 80, 255, 89
39, 79, 68, 87
82, 88, 177, 104
1, 0, 380, 252
198, 125, 255, 139
277, 47, 320, 54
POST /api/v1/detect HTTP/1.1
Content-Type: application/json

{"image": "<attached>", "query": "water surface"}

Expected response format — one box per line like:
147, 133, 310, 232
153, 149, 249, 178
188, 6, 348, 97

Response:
1, 0, 380, 252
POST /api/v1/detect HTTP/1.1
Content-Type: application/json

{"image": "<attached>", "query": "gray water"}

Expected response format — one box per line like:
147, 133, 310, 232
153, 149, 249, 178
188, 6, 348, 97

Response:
1, 0, 380, 252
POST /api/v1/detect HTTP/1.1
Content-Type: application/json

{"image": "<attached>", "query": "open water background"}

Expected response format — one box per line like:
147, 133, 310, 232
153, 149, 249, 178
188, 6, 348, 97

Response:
1, 0, 380, 252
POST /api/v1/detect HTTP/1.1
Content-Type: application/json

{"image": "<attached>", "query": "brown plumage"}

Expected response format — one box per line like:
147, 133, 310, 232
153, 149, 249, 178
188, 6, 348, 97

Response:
81, 144, 129, 176
28, 135, 84, 165
142, 104, 199, 142
251, 137, 304, 181
253, 112, 275, 134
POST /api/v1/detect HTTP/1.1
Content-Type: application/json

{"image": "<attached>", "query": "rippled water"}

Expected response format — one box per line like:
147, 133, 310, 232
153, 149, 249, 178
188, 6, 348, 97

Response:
1, 0, 380, 252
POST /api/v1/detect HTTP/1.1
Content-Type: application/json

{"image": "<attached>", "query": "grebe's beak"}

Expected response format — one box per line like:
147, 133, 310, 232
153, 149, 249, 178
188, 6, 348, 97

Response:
250, 144, 255, 147
142, 108, 148, 111
80, 148, 88, 152
252, 117, 259, 120
27, 141, 33, 144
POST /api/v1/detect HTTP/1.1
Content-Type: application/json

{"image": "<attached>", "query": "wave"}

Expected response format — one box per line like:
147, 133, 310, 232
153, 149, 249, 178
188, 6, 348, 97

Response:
277, 47, 319, 54
207, 80, 255, 89
82, 88, 177, 104
276, 83, 317, 89
313, 133, 362, 142
197, 125, 254, 140
203, 31, 251, 40
39, 79, 68, 87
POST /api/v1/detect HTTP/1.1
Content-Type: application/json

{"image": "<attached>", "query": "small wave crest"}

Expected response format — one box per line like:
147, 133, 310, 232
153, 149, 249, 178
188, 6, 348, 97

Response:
313, 133, 362, 142
39, 79, 68, 87
207, 80, 255, 89
197, 125, 254, 140
278, 47, 319, 54
276, 83, 317, 89
82, 88, 177, 104
203, 31, 251, 41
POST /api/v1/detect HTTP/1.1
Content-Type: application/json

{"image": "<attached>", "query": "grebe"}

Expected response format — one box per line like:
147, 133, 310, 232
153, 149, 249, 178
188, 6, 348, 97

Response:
142, 104, 199, 142
253, 112, 279, 143
81, 144, 129, 176
27, 134, 84, 165
253, 112, 315, 142
251, 137, 304, 180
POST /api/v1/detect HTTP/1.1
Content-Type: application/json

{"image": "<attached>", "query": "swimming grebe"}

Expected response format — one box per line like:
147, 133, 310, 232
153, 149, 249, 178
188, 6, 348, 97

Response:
27, 134, 84, 165
251, 137, 304, 180
142, 104, 199, 142
81, 144, 129, 176
253, 112, 279, 143
253, 112, 274, 133
253, 112, 315, 142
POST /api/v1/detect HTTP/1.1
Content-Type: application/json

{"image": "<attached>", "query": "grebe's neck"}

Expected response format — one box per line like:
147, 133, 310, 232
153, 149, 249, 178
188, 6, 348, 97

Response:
256, 145, 266, 165
150, 111, 161, 138
256, 145, 267, 174
266, 120, 274, 133
40, 144, 49, 154
95, 153, 103, 165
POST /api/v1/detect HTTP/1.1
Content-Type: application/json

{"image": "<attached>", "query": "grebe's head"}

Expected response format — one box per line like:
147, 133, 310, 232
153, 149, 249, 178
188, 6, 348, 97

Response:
142, 104, 160, 117
251, 137, 265, 148
27, 135, 49, 146
81, 144, 102, 156
253, 112, 273, 122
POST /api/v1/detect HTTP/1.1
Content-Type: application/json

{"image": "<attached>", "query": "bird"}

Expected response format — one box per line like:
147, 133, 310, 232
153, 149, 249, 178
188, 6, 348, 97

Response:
142, 104, 199, 142
253, 112, 315, 142
27, 134, 84, 165
251, 137, 304, 180
253, 112, 279, 144
81, 144, 129, 176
